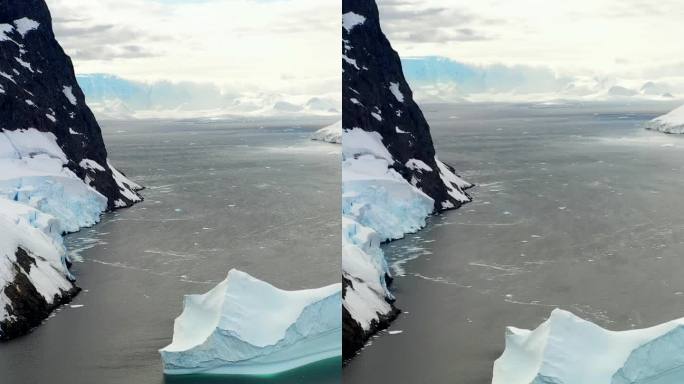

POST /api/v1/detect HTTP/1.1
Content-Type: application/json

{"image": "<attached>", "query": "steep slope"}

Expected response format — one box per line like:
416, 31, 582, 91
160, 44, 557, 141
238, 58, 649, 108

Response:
0, 0, 141, 340
0, 0, 141, 209
342, 0, 472, 359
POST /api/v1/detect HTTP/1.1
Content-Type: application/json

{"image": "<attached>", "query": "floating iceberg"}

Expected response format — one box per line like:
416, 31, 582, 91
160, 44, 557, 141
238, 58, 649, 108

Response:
493, 309, 684, 384
311, 120, 342, 144
160, 269, 341, 375
645, 104, 684, 134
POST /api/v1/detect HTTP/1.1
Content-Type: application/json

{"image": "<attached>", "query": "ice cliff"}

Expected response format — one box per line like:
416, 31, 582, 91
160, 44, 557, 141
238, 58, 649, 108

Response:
341, 0, 471, 359
160, 269, 341, 375
493, 309, 684, 384
0, 0, 141, 339
645, 104, 684, 134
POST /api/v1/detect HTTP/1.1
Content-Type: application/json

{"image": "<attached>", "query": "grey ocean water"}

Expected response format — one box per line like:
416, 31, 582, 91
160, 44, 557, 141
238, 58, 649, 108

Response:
343, 102, 684, 383
0, 118, 341, 384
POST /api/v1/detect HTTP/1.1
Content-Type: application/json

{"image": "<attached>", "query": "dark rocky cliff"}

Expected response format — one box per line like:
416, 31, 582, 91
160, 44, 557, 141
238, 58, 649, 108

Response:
0, 0, 141, 209
342, 0, 471, 359
0, 0, 141, 340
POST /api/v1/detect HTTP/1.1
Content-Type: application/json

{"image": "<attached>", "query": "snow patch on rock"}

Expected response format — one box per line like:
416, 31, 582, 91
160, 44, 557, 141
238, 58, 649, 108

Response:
13, 18, 39, 37
62, 86, 77, 106
342, 12, 366, 32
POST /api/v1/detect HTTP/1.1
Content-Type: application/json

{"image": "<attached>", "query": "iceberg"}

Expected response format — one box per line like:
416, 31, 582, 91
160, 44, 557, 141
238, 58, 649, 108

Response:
645, 104, 684, 134
311, 120, 342, 144
160, 269, 341, 375
492, 309, 684, 384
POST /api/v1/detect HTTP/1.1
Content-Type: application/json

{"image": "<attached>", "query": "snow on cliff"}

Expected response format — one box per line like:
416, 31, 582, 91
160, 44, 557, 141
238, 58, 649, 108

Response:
0, 128, 107, 339
160, 270, 341, 375
0, 0, 142, 340
645, 104, 684, 134
493, 309, 684, 384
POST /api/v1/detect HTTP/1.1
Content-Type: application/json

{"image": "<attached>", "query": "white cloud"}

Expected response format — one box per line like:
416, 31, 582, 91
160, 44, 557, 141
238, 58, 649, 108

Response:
377, 0, 684, 79
46, 0, 341, 98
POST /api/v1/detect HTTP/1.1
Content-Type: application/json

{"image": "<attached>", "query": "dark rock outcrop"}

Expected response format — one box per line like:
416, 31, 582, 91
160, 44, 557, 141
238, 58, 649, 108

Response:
342, 0, 472, 359
0, 0, 142, 209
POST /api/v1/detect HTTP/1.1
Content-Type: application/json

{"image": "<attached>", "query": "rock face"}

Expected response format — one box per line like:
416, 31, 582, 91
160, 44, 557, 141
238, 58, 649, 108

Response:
0, 0, 141, 340
342, 0, 471, 359
342, 0, 469, 212
0, 0, 141, 210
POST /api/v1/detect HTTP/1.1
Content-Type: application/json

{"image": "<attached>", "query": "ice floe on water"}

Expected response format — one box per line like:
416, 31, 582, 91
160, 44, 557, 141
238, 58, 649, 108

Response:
160, 269, 341, 375
311, 120, 342, 144
645, 104, 684, 134
493, 308, 684, 384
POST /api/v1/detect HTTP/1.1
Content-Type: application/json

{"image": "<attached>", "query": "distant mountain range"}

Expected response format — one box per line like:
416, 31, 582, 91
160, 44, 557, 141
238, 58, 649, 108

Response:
76, 74, 340, 119
400, 56, 682, 103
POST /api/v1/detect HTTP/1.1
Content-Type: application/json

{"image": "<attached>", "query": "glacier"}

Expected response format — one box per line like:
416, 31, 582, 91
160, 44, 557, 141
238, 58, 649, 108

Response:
311, 120, 342, 144
0, 128, 108, 338
341, 127, 438, 341
160, 269, 341, 375
492, 308, 684, 384
645, 104, 684, 134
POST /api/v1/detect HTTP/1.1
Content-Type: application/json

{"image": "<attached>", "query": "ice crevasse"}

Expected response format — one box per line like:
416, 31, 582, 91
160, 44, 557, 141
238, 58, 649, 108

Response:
160, 269, 342, 375
493, 308, 684, 384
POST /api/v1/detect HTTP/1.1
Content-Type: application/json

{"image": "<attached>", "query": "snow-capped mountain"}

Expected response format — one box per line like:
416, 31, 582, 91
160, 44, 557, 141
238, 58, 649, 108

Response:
0, 0, 141, 340
342, 0, 471, 358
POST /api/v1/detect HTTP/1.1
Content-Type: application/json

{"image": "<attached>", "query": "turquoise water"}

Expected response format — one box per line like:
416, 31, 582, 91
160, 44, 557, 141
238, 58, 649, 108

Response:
164, 357, 341, 384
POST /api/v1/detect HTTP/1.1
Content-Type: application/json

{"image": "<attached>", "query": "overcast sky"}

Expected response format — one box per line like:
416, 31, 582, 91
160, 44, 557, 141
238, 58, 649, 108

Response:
377, 0, 684, 80
46, 0, 340, 97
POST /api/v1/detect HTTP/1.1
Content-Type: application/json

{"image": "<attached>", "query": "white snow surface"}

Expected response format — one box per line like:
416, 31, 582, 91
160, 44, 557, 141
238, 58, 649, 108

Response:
645, 104, 684, 134
311, 120, 342, 144
342, 12, 366, 33
160, 269, 341, 375
0, 129, 108, 326
389, 82, 404, 103
62, 86, 77, 106
13, 18, 39, 37
493, 309, 684, 384
342, 127, 435, 330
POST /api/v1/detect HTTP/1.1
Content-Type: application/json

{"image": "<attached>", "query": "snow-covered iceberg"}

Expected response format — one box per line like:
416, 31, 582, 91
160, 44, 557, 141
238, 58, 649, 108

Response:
645, 104, 684, 134
311, 120, 342, 144
492, 309, 684, 384
160, 269, 341, 375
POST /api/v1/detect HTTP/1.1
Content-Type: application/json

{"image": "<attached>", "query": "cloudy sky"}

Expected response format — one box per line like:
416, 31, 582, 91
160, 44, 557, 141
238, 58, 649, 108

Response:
377, 0, 684, 76
46, 0, 340, 98
376, 0, 684, 99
